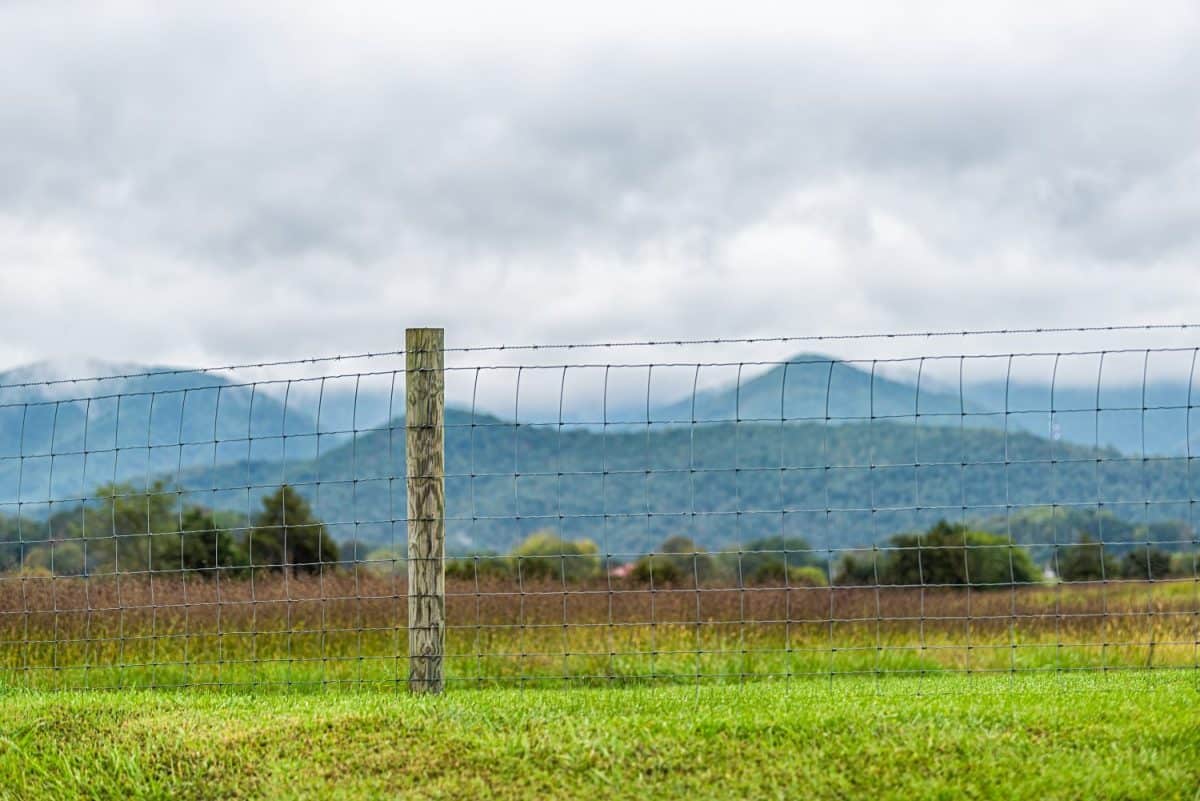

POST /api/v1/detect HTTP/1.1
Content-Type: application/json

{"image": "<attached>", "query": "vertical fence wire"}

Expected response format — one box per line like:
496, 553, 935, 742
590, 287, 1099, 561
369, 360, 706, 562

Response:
0, 328, 1199, 692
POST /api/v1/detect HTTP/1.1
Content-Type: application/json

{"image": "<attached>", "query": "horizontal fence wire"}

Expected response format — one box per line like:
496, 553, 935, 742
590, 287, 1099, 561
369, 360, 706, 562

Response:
0, 324, 1199, 692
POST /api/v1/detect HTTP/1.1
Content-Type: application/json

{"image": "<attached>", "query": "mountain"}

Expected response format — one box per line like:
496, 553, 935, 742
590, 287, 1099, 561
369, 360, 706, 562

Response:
0, 361, 319, 508
2, 356, 1195, 557
967, 380, 1196, 456
168, 407, 1192, 556
649, 353, 973, 425
650, 354, 1197, 457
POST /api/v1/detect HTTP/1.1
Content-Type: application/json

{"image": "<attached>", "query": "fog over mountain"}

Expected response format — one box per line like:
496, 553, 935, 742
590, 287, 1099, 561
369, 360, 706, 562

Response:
3, 356, 1195, 553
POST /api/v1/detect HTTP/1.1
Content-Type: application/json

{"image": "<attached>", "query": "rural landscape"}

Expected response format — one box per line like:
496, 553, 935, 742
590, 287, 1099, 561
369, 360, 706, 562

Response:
1, 352, 1197, 685
0, 348, 1196, 796
4, 2, 1200, 798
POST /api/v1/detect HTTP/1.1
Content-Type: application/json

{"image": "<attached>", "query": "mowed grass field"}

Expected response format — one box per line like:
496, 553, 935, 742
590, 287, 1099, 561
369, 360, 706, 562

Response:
0, 673, 1197, 800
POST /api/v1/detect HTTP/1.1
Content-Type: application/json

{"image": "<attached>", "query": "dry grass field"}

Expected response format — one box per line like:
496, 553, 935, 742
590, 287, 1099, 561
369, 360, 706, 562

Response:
0, 572, 1195, 689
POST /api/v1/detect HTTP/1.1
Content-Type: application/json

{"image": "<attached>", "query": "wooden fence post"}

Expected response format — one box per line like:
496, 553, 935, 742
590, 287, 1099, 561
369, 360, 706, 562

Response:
406, 327, 445, 692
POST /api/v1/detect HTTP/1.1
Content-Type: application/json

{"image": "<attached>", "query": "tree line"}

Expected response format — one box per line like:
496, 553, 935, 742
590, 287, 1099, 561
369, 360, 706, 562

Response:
446, 520, 1196, 587
0, 483, 338, 577
2, 483, 1193, 586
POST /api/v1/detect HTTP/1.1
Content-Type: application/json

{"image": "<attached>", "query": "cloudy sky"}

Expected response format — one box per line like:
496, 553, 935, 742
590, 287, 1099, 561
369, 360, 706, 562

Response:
2, 0, 1199, 378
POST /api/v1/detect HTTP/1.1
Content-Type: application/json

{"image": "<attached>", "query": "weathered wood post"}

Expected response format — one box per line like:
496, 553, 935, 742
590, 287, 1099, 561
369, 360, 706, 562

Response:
406, 327, 445, 692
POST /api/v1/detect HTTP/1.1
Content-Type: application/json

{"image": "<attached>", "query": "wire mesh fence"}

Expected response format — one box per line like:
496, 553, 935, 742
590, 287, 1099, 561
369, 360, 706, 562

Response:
1, 324, 1199, 691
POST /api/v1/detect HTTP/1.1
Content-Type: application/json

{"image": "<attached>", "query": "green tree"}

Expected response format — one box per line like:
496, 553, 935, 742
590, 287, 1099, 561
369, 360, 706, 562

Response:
1056, 534, 1118, 582
0, 514, 23, 573
1120, 546, 1174, 580
833, 551, 881, 586
69, 482, 179, 575
793, 565, 828, 587
23, 540, 85, 577
247, 486, 338, 574
1170, 550, 1196, 578
512, 531, 601, 582
734, 536, 825, 585
173, 506, 240, 575
445, 550, 512, 582
632, 536, 716, 585
336, 539, 370, 567
882, 521, 1038, 588
445, 532, 603, 583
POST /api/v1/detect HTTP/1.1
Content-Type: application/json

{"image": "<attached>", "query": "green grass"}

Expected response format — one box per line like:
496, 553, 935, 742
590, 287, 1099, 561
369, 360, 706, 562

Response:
0, 672, 1197, 800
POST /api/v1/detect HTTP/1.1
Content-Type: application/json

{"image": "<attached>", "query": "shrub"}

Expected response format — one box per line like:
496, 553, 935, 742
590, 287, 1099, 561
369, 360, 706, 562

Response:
445, 532, 602, 583
787, 565, 829, 587
747, 560, 829, 587
24, 540, 85, 577
1056, 534, 1119, 582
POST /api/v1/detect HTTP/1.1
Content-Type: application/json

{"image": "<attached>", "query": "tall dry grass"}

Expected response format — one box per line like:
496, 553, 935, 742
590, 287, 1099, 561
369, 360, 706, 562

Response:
0, 571, 1195, 687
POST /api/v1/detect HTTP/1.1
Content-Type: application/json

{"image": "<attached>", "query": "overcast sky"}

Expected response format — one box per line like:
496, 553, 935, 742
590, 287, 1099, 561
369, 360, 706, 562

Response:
2, 1, 1199, 380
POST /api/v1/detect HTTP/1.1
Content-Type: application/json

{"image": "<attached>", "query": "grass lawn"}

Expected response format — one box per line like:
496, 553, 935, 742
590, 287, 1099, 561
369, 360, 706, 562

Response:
0, 672, 1197, 800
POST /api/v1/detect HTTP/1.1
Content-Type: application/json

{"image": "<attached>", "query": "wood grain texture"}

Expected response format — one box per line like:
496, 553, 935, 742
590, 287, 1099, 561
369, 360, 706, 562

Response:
406, 328, 445, 693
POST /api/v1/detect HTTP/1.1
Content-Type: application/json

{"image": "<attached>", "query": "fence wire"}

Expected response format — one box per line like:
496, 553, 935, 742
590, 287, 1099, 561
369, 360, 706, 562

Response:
1, 326, 1199, 690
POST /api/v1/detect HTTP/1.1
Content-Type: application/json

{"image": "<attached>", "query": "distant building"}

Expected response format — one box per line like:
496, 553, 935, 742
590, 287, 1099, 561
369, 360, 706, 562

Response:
608, 562, 634, 579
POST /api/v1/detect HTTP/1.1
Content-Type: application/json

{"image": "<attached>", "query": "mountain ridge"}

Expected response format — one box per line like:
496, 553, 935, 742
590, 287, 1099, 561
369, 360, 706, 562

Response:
2, 357, 1196, 556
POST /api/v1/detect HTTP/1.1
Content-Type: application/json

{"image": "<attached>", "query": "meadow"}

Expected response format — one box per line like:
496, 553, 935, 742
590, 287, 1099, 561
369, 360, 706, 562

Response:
0, 572, 1196, 689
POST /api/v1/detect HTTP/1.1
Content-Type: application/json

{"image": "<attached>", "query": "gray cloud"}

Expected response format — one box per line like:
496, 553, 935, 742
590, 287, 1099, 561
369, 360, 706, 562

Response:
1, 2, 1199, 376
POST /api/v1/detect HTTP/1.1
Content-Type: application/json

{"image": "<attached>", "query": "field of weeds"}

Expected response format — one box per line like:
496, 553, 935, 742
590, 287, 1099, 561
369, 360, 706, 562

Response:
0, 572, 1195, 688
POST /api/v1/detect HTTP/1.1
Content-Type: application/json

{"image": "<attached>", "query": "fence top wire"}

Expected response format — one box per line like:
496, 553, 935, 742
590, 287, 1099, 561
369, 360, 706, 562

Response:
2, 323, 1200, 694
5, 347, 1200, 413
3, 322, 1199, 394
